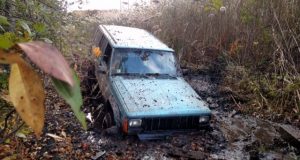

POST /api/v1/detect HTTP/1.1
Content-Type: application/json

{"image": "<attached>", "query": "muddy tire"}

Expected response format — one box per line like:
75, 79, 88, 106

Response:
92, 105, 114, 131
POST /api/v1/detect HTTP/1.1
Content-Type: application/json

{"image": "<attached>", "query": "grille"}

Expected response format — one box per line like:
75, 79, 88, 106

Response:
142, 116, 199, 131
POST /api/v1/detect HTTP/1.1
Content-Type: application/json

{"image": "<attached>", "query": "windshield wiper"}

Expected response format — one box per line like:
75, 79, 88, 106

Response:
145, 73, 160, 76
145, 73, 176, 78
112, 73, 146, 77
113, 73, 176, 78
161, 74, 177, 78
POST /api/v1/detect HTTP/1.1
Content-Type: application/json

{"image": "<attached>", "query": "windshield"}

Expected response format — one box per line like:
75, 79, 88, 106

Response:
111, 49, 178, 76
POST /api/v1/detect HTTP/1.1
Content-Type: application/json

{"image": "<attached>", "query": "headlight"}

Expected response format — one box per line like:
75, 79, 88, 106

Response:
129, 119, 142, 127
199, 116, 209, 123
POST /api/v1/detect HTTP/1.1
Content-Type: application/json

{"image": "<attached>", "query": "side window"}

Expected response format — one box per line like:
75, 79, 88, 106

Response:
103, 44, 112, 65
98, 36, 112, 67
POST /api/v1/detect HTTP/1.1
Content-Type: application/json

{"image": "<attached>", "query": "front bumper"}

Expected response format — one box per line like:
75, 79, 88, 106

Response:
135, 126, 210, 140
126, 116, 211, 138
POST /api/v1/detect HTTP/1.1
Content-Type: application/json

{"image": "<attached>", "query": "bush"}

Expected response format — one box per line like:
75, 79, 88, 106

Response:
114, 0, 300, 124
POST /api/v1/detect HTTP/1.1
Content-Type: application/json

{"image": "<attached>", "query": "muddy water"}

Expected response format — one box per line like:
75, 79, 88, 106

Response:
84, 75, 299, 160
186, 75, 298, 160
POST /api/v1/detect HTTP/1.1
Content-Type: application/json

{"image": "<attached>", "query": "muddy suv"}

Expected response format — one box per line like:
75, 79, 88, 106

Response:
91, 25, 211, 139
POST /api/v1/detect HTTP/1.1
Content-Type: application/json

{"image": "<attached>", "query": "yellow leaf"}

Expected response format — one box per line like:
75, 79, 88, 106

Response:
9, 58, 45, 137
92, 46, 102, 57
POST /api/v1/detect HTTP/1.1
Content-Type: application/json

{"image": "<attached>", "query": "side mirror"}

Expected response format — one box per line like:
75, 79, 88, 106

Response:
182, 68, 189, 76
180, 65, 189, 76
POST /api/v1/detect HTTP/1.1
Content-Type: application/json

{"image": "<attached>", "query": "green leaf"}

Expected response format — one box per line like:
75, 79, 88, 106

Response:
52, 71, 87, 130
205, 0, 223, 12
0, 16, 10, 26
17, 21, 32, 36
4, 138, 10, 144
0, 32, 15, 50
33, 23, 46, 34
212, 0, 223, 9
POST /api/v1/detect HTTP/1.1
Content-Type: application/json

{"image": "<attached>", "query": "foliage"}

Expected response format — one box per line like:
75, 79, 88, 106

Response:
52, 71, 87, 129
0, 72, 8, 89
114, 0, 300, 123
9, 60, 45, 136
0, 32, 15, 50
204, 0, 224, 13
0, 40, 86, 136
0, 0, 86, 138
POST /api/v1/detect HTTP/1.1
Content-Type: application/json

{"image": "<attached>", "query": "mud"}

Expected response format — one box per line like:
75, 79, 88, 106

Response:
80, 72, 299, 159
19, 70, 299, 159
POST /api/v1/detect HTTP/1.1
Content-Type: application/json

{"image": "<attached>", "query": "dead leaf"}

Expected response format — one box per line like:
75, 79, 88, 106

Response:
92, 46, 102, 57
229, 39, 240, 55
9, 59, 45, 137
81, 143, 89, 150
61, 131, 67, 138
18, 41, 74, 86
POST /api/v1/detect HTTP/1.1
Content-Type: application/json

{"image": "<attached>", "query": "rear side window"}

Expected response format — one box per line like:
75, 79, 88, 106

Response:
103, 44, 112, 65
98, 35, 112, 66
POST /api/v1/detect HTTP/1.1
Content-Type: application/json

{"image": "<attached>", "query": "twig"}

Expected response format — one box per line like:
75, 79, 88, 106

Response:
230, 95, 241, 109
0, 122, 25, 144
0, 109, 16, 136
91, 82, 100, 94
260, 93, 272, 111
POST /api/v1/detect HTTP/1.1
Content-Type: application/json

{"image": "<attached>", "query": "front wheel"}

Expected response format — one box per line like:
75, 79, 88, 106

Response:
92, 105, 114, 130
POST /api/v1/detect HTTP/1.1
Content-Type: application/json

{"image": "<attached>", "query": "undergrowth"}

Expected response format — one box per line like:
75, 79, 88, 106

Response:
109, 0, 300, 125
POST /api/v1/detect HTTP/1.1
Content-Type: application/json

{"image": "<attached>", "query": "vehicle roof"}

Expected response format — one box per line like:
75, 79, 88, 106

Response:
99, 25, 174, 52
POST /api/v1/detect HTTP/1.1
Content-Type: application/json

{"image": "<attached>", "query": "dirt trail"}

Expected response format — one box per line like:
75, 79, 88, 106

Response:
186, 74, 299, 159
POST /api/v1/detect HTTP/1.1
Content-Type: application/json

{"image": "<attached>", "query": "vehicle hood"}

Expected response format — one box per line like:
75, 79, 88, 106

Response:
112, 76, 211, 117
